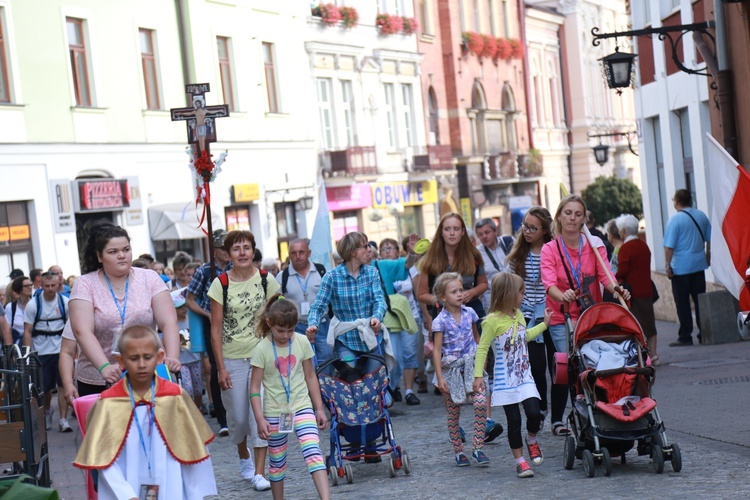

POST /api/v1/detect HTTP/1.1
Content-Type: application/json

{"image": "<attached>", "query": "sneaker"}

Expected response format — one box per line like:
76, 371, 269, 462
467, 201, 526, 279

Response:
526, 439, 543, 465
239, 453, 255, 480
58, 418, 73, 433
471, 449, 490, 467
44, 409, 53, 431
405, 393, 421, 405
218, 427, 230, 437
251, 474, 271, 491
516, 460, 534, 478
455, 452, 470, 467
484, 420, 504, 443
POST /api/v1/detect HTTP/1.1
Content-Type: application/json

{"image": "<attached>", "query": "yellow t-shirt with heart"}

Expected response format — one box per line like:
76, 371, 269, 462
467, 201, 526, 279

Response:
251, 334, 314, 417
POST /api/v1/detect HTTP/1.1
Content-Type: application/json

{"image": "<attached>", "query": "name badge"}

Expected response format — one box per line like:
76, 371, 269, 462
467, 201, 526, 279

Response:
301, 302, 310, 315
278, 411, 294, 433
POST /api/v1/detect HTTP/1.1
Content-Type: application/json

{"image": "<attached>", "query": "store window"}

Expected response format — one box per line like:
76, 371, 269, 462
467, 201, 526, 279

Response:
333, 211, 359, 242
398, 206, 422, 238
0, 201, 34, 278
226, 206, 251, 232
275, 202, 298, 257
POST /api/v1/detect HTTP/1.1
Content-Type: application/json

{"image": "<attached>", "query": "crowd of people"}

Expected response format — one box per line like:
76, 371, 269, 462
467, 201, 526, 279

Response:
1, 187, 706, 498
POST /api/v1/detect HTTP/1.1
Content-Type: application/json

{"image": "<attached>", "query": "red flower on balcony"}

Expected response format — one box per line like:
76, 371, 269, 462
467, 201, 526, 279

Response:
315, 3, 341, 26
481, 35, 497, 59
376, 14, 404, 35
339, 6, 359, 28
509, 38, 525, 59
402, 16, 419, 35
461, 32, 484, 56
496, 37, 513, 60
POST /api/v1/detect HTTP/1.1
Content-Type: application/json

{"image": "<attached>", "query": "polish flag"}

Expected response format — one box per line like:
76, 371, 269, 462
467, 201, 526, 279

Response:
706, 134, 750, 310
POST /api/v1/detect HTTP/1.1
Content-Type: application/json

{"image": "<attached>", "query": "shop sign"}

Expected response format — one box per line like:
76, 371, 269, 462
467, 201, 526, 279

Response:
125, 176, 144, 225
460, 197, 472, 227
233, 184, 260, 203
0, 227, 8, 242
371, 180, 437, 209
78, 179, 130, 212
49, 179, 76, 233
9, 225, 29, 241
326, 184, 372, 211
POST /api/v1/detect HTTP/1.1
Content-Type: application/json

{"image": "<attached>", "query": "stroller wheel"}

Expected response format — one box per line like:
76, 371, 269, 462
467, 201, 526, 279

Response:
669, 443, 682, 473
651, 445, 665, 474
563, 436, 576, 470
402, 450, 412, 475
582, 449, 595, 478
345, 464, 354, 484
601, 447, 612, 477
329, 466, 339, 486
388, 456, 397, 478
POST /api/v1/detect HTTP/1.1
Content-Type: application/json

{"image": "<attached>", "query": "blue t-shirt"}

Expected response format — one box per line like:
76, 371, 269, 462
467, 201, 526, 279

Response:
663, 208, 711, 275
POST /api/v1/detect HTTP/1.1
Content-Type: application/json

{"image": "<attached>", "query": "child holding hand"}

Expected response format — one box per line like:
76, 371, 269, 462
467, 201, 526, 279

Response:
474, 272, 552, 478
432, 272, 489, 467
250, 294, 330, 500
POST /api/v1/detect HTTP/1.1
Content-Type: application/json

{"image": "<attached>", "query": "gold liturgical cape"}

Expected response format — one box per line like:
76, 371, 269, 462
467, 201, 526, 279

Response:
74, 377, 214, 469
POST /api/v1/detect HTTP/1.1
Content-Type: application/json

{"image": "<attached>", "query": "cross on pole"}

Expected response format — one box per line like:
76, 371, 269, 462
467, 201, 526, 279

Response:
170, 83, 230, 278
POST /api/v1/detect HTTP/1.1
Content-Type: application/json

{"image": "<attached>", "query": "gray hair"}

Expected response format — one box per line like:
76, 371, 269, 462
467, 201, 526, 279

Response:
474, 218, 497, 231
615, 214, 640, 237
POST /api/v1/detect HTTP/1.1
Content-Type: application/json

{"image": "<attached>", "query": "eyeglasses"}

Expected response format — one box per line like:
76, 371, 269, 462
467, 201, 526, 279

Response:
358, 244, 370, 250
521, 223, 541, 234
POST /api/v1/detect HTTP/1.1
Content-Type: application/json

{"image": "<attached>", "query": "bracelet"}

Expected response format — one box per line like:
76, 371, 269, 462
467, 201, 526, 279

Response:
249, 393, 261, 399
97, 362, 111, 373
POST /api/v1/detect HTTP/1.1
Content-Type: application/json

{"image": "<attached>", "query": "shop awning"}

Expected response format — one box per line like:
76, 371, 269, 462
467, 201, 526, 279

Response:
148, 202, 222, 241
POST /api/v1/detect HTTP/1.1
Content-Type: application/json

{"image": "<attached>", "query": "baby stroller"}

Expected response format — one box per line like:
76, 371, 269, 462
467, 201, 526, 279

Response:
316, 353, 411, 485
556, 302, 681, 477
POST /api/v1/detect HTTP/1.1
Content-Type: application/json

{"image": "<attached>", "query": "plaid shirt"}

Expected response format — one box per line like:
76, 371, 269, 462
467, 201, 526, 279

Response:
186, 261, 232, 312
307, 263, 386, 353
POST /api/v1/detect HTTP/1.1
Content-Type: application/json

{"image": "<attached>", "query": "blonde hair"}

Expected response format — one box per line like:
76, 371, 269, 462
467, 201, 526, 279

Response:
432, 272, 462, 301
258, 293, 298, 338
552, 194, 587, 238
488, 272, 524, 314
118, 324, 163, 354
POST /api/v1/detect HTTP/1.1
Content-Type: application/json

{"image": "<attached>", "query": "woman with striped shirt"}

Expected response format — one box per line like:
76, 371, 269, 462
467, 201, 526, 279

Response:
506, 207, 563, 434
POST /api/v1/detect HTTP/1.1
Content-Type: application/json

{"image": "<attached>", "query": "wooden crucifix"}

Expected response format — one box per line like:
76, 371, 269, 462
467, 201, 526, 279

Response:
170, 83, 230, 278
171, 83, 229, 156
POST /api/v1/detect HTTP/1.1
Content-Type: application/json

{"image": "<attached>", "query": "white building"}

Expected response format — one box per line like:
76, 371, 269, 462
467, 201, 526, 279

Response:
0, 1, 318, 276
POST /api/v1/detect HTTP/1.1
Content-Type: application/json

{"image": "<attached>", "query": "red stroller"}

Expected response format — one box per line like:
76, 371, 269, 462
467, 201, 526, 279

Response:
557, 302, 682, 477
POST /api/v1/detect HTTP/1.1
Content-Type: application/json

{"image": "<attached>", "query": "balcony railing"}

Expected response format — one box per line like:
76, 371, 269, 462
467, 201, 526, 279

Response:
327, 146, 378, 176
413, 145, 454, 171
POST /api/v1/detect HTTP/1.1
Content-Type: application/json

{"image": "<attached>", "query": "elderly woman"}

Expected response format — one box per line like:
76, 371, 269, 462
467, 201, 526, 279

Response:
60, 223, 181, 399
541, 195, 630, 436
208, 230, 278, 490
615, 214, 659, 364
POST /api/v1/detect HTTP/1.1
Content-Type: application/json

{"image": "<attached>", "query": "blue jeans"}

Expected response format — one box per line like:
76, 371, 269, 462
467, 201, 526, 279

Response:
548, 324, 568, 354
296, 320, 333, 376
388, 330, 419, 390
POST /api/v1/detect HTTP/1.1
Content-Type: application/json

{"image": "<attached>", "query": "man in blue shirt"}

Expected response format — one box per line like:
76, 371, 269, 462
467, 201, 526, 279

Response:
663, 189, 711, 346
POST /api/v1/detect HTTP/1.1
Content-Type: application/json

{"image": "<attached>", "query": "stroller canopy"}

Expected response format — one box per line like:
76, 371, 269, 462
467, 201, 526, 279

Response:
574, 303, 647, 348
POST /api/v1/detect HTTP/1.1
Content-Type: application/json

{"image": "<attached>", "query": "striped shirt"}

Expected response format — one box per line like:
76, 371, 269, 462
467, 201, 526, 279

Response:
307, 263, 386, 353
521, 252, 546, 309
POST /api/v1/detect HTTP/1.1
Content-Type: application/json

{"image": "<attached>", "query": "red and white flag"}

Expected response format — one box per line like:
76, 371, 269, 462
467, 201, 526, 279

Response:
706, 134, 750, 310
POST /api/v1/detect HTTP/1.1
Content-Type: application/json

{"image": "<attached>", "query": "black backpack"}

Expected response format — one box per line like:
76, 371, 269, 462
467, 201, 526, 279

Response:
217, 269, 268, 319
31, 293, 67, 337
280, 263, 333, 319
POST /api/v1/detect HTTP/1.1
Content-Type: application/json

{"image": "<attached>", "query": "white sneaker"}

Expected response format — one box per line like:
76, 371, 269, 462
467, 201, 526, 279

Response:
251, 474, 271, 491
59, 418, 73, 433
239, 452, 255, 480
218, 427, 230, 437
44, 409, 53, 431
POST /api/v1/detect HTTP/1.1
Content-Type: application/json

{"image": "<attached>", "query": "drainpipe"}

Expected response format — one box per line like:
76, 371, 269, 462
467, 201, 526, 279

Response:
713, 0, 738, 159
518, 0, 534, 151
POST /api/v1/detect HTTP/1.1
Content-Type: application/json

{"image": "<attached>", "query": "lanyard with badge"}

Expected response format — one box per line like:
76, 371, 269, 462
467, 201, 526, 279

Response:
105, 272, 129, 354
272, 336, 294, 433
559, 236, 594, 311
129, 378, 161, 495
295, 272, 312, 316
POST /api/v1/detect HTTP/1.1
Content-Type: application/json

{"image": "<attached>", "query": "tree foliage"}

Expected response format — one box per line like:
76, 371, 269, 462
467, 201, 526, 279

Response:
581, 175, 643, 224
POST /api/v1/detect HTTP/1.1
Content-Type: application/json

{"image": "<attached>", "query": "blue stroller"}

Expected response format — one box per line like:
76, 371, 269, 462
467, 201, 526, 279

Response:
316, 353, 411, 485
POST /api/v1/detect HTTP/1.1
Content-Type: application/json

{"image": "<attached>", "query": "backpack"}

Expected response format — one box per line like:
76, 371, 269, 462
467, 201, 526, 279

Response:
280, 263, 333, 319
217, 269, 268, 319
499, 235, 515, 256
31, 293, 68, 337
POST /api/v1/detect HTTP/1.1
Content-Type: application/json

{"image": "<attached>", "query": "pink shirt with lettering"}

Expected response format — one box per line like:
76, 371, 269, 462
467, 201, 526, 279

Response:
62, 267, 168, 385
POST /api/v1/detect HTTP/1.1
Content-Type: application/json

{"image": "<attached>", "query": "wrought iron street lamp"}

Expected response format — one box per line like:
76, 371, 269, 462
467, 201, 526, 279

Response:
593, 143, 609, 166
588, 131, 638, 166
600, 48, 637, 90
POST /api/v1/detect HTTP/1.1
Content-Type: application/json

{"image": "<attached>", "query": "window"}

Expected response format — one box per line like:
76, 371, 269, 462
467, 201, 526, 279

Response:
0, 202, 34, 276
651, 116, 669, 229
379, 0, 406, 15
419, 0, 433, 35
473, 0, 480, 32
384, 83, 397, 148
67, 18, 91, 106
487, 0, 497, 36
0, 11, 9, 103
139, 29, 160, 110
333, 211, 359, 241
402, 84, 415, 147
317, 78, 334, 149
262, 42, 279, 113
216, 36, 235, 111
501, 0, 510, 37
341, 80, 356, 147
225, 207, 251, 232
428, 87, 440, 145
677, 107, 696, 204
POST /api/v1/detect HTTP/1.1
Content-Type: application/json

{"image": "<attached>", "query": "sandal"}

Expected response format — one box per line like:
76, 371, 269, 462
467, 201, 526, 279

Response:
551, 422, 571, 436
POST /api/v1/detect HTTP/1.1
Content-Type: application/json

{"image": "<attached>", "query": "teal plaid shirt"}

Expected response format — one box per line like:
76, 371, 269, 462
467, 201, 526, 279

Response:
307, 263, 386, 353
